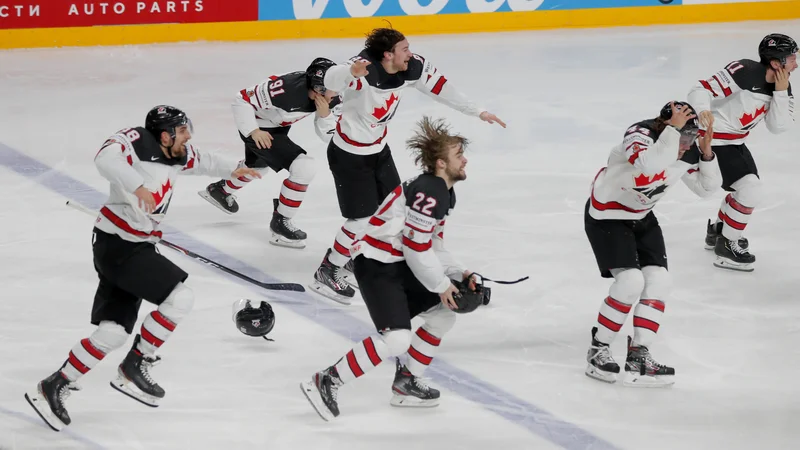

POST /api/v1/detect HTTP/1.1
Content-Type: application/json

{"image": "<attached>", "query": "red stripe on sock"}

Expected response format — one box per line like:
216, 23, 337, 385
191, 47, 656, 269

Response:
279, 194, 302, 208
639, 299, 665, 312
346, 350, 364, 377
333, 240, 351, 257
605, 296, 632, 314
80, 339, 106, 360
597, 313, 622, 332
363, 337, 382, 366
151, 311, 176, 332
68, 351, 89, 374
408, 346, 433, 365
141, 327, 164, 348
726, 193, 754, 215
283, 179, 308, 192
415, 327, 441, 347
633, 316, 660, 333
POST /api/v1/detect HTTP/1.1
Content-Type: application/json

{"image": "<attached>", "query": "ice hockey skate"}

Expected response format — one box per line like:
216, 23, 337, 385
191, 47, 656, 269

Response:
110, 335, 165, 407
585, 327, 620, 383
300, 366, 342, 422
25, 371, 72, 432
341, 258, 359, 289
309, 249, 355, 305
198, 180, 239, 214
390, 359, 440, 407
622, 336, 675, 387
269, 198, 307, 249
713, 235, 755, 272
705, 219, 748, 251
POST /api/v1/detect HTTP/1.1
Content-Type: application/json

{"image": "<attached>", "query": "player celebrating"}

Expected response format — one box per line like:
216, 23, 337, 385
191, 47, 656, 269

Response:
200, 57, 340, 249
584, 102, 720, 387
309, 27, 506, 304
301, 117, 478, 420
25, 106, 261, 432
688, 33, 796, 271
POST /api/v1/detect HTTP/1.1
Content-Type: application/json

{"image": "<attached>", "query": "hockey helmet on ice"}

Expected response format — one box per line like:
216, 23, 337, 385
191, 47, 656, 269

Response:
306, 57, 336, 93
145, 105, 193, 142
759, 34, 798, 66
232, 299, 275, 339
659, 101, 699, 144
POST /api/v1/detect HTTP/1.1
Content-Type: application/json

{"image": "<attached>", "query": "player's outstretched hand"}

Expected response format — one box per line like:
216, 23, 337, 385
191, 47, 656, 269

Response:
440, 283, 460, 310
698, 110, 714, 129
231, 167, 263, 180
350, 59, 370, 78
134, 186, 156, 213
479, 111, 506, 128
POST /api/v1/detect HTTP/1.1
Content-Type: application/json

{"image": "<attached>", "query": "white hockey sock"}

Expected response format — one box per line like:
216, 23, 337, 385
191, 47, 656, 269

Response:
405, 326, 442, 377
632, 299, 665, 348
277, 178, 308, 218
137, 311, 177, 356
327, 219, 365, 267
333, 336, 390, 384
61, 338, 108, 382
718, 193, 754, 241
595, 296, 633, 344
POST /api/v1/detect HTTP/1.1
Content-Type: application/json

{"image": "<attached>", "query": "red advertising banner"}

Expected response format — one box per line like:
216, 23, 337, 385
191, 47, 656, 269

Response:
0, 1, 258, 29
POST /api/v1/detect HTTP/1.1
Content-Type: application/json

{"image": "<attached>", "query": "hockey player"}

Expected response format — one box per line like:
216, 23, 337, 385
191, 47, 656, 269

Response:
584, 102, 721, 387
309, 27, 505, 304
25, 106, 261, 432
301, 117, 478, 421
688, 33, 797, 271
199, 57, 340, 249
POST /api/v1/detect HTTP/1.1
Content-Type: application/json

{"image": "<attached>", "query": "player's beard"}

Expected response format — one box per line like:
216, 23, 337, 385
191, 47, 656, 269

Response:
447, 164, 467, 182
168, 139, 187, 159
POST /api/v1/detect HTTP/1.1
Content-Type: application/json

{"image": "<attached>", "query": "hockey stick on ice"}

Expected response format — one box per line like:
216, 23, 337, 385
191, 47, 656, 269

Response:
65, 200, 305, 292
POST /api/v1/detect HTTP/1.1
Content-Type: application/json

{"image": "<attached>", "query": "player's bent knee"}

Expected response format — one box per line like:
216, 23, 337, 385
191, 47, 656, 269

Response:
289, 154, 316, 184
90, 321, 129, 353
611, 268, 645, 301
421, 304, 457, 337
731, 174, 763, 208
641, 266, 671, 301
380, 329, 413, 356
158, 282, 194, 324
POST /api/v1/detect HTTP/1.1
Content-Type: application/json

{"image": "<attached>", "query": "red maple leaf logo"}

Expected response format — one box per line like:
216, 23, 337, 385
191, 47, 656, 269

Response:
372, 93, 399, 120
634, 171, 666, 187
739, 106, 767, 127
151, 179, 173, 206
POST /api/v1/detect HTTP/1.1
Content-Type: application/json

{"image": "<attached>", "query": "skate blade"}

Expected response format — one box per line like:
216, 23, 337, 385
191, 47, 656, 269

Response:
622, 371, 675, 388
309, 281, 353, 305
390, 394, 440, 408
584, 364, 618, 384
713, 257, 754, 272
341, 271, 360, 289
269, 234, 306, 249
110, 375, 161, 408
704, 243, 715, 251
300, 380, 334, 422
25, 390, 65, 432
197, 190, 235, 215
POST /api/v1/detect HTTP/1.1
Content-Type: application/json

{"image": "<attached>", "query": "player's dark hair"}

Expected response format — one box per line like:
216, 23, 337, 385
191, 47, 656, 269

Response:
406, 116, 469, 174
364, 27, 406, 61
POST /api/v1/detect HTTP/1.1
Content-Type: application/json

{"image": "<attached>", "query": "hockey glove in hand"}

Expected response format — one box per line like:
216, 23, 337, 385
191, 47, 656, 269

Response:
451, 278, 487, 314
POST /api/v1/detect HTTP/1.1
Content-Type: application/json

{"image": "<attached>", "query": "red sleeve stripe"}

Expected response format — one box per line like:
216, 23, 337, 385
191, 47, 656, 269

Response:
402, 236, 432, 252
431, 77, 447, 95
239, 89, 258, 110
699, 80, 718, 97
712, 75, 732, 97
687, 168, 699, 174
405, 222, 434, 234
356, 79, 363, 90
437, 232, 444, 239
368, 216, 386, 227
625, 141, 648, 152
340, 226, 356, 240
628, 149, 643, 165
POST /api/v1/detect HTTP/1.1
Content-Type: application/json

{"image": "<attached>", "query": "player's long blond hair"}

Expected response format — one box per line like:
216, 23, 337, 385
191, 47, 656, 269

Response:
406, 116, 469, 174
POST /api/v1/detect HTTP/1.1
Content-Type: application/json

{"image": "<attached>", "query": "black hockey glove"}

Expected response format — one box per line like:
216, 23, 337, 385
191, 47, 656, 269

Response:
452, 278, 486, 314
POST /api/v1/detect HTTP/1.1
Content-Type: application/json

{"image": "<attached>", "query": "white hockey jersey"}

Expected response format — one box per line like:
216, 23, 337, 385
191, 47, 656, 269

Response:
324, 51, 483, 155
589, 119, 722, 221
687, 59, 794, 146
350, 173, 466, 294
94, 127, 239, 243
232, 71, 341, 142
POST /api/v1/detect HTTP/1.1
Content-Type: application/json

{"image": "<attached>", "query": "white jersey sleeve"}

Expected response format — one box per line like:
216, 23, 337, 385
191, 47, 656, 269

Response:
680, 154, 722, 198
413, 55, 482, 118
94, 140, 144, 193
179, 145, 239, 179
623, 124, 681, 176
765, 89, 795, 133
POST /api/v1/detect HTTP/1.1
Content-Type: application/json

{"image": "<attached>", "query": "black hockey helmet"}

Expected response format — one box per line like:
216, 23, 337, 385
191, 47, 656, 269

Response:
659, 101, 699, 143
145, 105, 192, 142
306, 57, 336, 93
232, 299, 275, 339
759, 33, 798, 66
